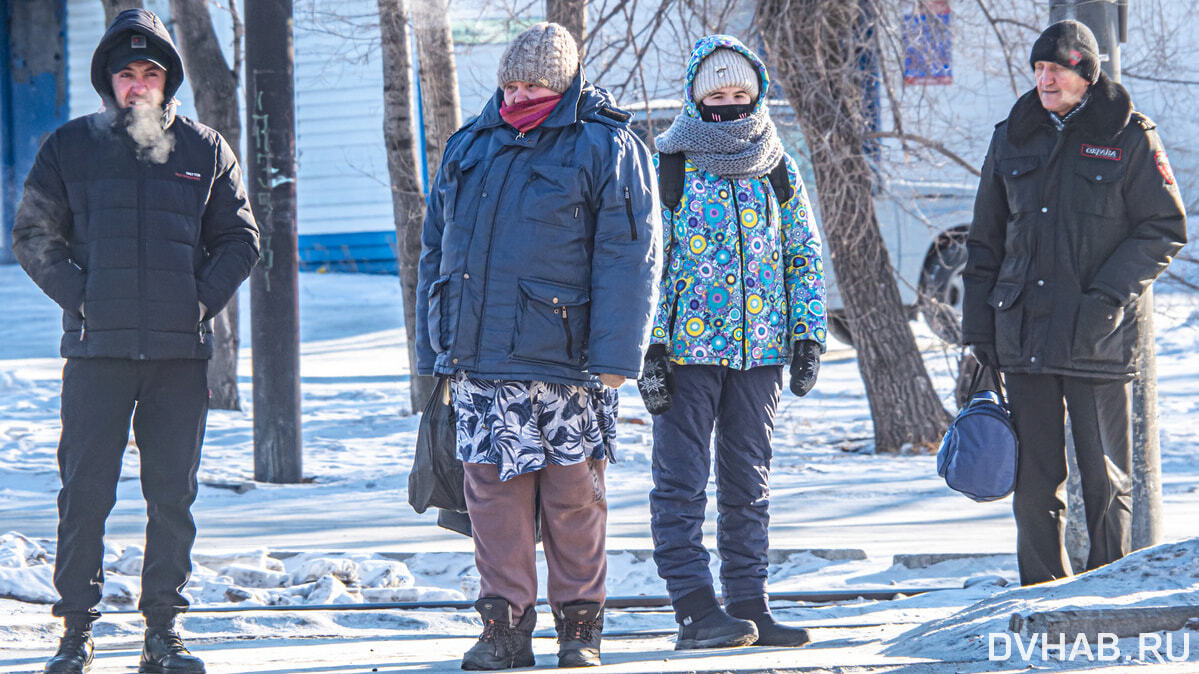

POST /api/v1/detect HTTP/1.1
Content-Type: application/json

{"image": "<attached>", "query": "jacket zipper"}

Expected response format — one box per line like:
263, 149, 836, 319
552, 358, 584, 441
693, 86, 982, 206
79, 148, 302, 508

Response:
137, 160, 147, 359
731, 179, 748, 367
623, 186, 638, 240
557, 306, 574, 360
668, 293, 681, 339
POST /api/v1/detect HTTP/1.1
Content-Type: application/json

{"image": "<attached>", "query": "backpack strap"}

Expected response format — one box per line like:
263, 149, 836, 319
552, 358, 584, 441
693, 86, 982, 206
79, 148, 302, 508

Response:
768, 156, 793, 205
658, 152, 686, 212
660, 152, 792, 212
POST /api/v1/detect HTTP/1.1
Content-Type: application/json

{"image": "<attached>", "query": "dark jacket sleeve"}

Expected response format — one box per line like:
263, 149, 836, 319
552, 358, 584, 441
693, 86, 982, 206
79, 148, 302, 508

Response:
196, 136, 260, 318
586, 130, 662, 378
961, 130, 1006, 346
1087, 125, 1187, 306
11, 132, 87, 316
415, 158, 448, 376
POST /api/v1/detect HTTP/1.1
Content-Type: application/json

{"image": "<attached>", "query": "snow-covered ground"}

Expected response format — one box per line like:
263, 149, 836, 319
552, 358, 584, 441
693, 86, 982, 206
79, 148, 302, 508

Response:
1, 264, 1198, 672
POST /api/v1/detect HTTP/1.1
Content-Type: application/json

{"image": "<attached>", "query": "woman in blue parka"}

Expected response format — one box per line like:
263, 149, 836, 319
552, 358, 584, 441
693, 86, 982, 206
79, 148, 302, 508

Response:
415, 22, 660, 670
638, 35, 826, 651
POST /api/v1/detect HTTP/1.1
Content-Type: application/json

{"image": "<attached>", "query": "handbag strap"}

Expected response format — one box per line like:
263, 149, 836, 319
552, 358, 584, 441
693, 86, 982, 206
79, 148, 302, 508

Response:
967, 362, 1009, 407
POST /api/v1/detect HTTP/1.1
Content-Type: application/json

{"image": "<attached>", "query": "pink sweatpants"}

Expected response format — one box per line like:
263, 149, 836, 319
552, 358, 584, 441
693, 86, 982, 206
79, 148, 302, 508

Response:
463, 460, 607, 620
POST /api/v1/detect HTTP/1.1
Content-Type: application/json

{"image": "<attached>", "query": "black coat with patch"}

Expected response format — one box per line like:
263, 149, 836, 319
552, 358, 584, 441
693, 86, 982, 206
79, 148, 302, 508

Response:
962, 73, 1187, 379
11, 9, 259, 361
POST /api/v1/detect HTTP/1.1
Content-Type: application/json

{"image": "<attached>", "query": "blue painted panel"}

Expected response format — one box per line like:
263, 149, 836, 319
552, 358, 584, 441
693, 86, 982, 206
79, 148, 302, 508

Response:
2, 0, 69, 264
298, 230, 399, 275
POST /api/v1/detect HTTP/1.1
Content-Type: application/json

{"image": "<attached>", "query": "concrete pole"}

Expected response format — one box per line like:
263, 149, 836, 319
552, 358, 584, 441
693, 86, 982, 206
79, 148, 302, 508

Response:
246, 0, 303, 483
1071, 1, 1162, 550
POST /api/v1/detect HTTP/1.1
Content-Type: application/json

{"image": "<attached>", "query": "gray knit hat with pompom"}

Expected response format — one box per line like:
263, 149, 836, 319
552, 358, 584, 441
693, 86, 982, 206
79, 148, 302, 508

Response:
496, 22, 579, 94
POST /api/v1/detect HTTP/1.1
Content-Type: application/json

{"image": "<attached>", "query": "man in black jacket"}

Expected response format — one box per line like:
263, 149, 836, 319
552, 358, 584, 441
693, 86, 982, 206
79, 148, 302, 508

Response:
12, 10, 258, 673
962, 21, 1186, 586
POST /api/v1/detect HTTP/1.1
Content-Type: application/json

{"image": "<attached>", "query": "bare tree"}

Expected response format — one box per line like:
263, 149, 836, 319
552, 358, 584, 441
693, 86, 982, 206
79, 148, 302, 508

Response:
169, 0, 247, 410
757, 0, 951, 453
102, 0, 145, 24
378, 0, 433, 411
547, 0, 586, 48
412, 0, 462, 187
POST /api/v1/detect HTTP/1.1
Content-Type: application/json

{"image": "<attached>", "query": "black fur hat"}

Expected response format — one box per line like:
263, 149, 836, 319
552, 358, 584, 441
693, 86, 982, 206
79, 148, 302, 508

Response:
1030, 20, 1101, 84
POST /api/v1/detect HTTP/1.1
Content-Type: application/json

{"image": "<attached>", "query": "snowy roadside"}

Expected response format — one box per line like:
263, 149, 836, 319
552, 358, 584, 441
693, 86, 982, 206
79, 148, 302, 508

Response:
2, 266, 1198, 671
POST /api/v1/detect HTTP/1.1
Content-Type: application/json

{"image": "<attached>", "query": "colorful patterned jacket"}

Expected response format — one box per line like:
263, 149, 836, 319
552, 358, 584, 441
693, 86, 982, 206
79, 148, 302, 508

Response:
650, 35, 827, 369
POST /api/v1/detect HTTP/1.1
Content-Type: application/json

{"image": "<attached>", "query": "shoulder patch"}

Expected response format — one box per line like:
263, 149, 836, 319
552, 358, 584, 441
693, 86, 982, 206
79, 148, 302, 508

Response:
597, 106, 631, 123
1155, 150, 1175, 185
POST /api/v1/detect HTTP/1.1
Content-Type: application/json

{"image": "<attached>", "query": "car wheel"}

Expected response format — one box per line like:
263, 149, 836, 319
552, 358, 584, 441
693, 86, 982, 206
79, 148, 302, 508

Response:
918, 231, 967, 345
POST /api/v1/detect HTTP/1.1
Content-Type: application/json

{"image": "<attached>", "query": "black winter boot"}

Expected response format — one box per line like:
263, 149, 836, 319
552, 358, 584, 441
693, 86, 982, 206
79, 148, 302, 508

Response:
44, 626, 93, 673
553, 602, 603, 667
727, 596, 811, 647
672, 586, 757, 650
461, 597, 536, 670
138, 628, 206, 673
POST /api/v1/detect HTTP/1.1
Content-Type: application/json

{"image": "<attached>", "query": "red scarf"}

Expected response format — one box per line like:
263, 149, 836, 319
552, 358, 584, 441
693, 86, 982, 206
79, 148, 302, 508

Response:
500, 94, 563, 133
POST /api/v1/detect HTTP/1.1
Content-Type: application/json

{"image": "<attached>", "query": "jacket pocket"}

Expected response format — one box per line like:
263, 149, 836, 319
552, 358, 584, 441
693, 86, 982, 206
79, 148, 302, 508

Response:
426, 275, 451, 354
1072, 293, 1125, 362
439, 156, 481, 223
988, 282, 1023, 362
510, 278, 590, 367
524, 163, 584, 228
997, 156, 1041, 214
1072, 161, 1127, 217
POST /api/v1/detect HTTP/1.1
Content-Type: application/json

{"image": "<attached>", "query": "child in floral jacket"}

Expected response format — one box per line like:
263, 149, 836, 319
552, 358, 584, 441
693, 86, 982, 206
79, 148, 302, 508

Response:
637, 34, 826, 650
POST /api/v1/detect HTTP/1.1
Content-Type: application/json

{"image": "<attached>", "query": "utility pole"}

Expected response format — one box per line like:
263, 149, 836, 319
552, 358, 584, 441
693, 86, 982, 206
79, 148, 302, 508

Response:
1050, 0, 1160, 550
246, 0, 302, 483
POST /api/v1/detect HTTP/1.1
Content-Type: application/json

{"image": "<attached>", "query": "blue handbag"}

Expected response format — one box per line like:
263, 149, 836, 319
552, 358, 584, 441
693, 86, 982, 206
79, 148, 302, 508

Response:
937, 366, 1019, 502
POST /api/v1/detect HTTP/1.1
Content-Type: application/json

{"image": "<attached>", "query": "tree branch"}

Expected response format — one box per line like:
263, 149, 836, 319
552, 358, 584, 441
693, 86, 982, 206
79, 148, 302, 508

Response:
866, 131, 982, 177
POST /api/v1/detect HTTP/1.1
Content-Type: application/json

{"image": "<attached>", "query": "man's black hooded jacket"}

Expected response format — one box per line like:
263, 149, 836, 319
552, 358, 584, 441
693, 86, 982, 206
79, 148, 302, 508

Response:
12, 9, 259, 360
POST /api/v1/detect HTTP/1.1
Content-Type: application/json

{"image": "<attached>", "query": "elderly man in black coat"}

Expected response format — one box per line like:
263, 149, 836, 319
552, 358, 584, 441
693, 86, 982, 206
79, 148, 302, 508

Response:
13, 9, 258, 673
962, 20, 1186, 586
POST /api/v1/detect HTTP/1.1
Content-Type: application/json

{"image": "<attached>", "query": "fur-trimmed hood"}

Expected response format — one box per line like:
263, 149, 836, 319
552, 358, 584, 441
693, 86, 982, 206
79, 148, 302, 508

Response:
1004, 71, 1132, 146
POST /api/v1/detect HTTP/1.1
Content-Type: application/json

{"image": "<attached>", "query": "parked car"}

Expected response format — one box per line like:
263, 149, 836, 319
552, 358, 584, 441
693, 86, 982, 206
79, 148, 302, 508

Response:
823, 179, 975, 346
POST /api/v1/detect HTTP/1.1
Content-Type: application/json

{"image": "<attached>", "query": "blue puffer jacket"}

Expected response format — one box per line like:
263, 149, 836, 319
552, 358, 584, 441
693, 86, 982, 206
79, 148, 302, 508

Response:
415, 70, 661, 386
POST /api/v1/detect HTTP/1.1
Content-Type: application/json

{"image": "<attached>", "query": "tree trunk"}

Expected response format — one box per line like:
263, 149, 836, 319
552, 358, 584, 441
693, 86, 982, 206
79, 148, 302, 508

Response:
102, 0, 144, 25
378, 0, 434, 412
412, 0, 461, 188
757, 0, 950, 452
546, 0, 586, 52
169, 0, 245, 411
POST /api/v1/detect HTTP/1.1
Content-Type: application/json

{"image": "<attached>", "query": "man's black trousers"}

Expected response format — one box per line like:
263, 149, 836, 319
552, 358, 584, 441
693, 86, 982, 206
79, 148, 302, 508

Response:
1005, 373, 1132, 586
52, 358, 208, 626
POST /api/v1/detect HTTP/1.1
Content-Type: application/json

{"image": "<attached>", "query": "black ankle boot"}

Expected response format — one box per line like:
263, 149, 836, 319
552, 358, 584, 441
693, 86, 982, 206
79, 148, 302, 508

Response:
672, 586, 757, 650
727, 596, 811, 647
553, 601, 603, 667
44, 627, 93, 673
138, 628, 206, 673
461, 597, 536, 670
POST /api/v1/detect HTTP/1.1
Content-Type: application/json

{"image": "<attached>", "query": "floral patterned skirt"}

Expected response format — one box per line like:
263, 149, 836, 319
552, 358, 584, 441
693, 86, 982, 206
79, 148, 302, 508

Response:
450, 372, 619, 482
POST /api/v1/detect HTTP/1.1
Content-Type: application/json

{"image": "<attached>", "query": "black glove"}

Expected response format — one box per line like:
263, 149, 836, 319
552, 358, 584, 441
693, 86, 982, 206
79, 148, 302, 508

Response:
789, 340, 821, 397
637, 343, 675, 415
971, 342, 999, 369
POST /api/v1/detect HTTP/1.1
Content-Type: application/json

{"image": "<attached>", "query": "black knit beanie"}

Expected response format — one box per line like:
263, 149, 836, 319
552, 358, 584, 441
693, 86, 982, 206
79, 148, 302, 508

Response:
1029, 20, 1100, 84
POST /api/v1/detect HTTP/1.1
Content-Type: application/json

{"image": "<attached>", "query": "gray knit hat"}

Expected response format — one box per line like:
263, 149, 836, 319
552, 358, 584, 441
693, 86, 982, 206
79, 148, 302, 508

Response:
497, 22, 579, 94
692, 48, 760, 102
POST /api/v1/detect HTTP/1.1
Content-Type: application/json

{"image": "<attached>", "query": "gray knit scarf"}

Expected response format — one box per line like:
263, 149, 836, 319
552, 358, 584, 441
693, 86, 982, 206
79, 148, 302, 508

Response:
655, 106, 783, 180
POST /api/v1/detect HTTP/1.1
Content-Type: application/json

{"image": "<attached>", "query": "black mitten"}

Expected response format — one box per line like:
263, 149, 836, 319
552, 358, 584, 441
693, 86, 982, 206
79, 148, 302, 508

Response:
789, 340, 821, 397
637, 344, 675, 415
